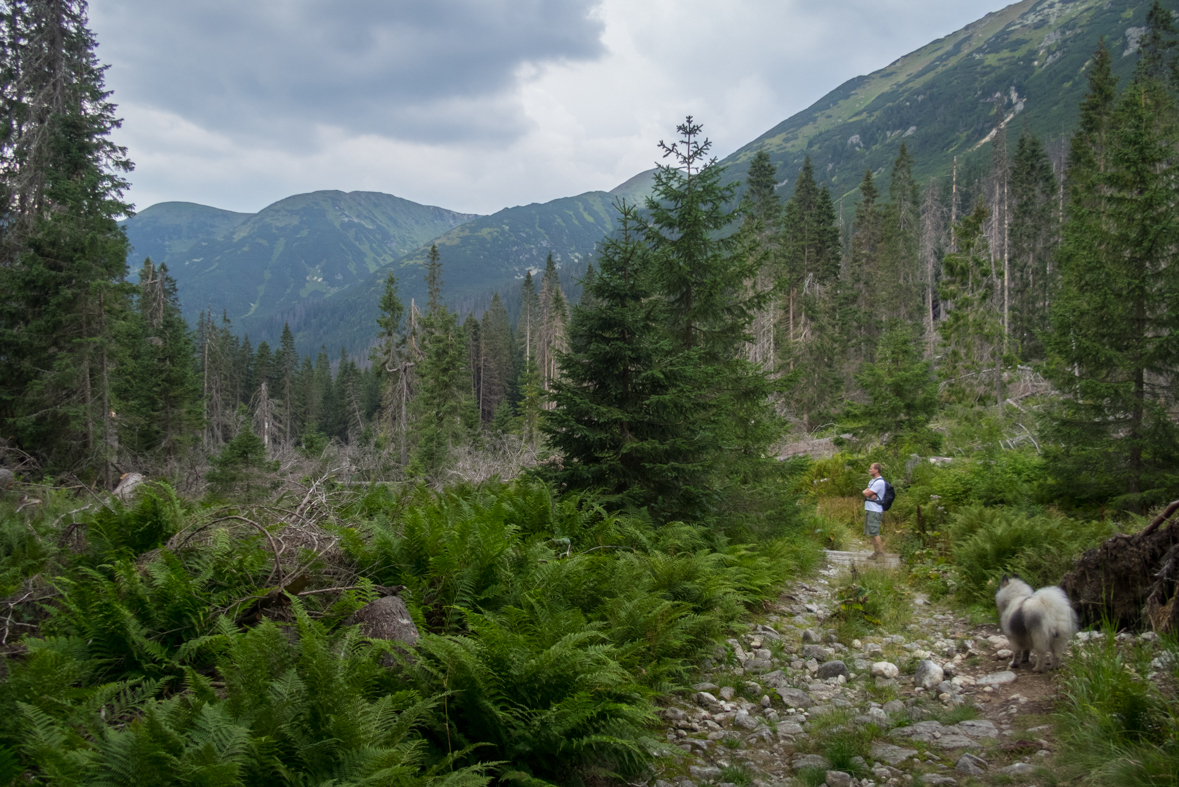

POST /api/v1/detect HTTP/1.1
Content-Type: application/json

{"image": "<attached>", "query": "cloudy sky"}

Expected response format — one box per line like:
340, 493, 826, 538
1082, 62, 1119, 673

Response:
90, 0, 1007, 217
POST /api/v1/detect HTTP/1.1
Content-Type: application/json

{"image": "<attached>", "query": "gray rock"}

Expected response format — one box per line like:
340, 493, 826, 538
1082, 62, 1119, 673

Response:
883, 700, 905, 714
793, 754, 831, 771
719, 686, 735, 700
112, 472, 146, 501
694, 682, 719, 692
745, 657, 773, 672
976, 670, 1017, 686
803, 644, 830, 661
872, 661, 900, 679
760, 694, 772, 708
922, 776, 958, 786
956, 753, 988, 775
776, 687, 815, 709
688, 765, 722, 782
733, 710, 758, 730
761, 670, 789, 688
777, 721, 805, 736
891, 720, 946, 742
816, 660, 849, 680
999, 762, 1036, 776
955, 719, 999, 739
659, 707, 687, 721
870, 741, 917, 765
0, 468, 14, 490
801, 629, 820, 644
824, 771, 853, 787
697, 691, 720, 707
348, 596, 420, 647
934, 734, 982, 749
913, 659, 944, 689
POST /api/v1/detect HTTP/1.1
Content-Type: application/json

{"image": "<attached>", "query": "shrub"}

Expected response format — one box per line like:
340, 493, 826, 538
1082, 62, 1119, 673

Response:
948, 506, 1114, 605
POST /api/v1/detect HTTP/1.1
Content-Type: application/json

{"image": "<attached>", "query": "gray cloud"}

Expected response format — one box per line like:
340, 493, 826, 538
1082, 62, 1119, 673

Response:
92, 0, 606, 146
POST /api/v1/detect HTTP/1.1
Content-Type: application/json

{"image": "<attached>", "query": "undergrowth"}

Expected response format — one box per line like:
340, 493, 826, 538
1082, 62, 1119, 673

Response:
0, 477, 822, 785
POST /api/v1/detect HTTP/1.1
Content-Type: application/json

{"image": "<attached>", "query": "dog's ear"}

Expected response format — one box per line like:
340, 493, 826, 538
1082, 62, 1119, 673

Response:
1000, 573, 1008, 583
1013, 573, 1022, 580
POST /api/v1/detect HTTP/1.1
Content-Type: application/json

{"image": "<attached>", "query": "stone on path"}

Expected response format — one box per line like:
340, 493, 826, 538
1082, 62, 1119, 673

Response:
870, 741, 917, 765
976, 670, 1017, 686
913, 659, 944, 689
817, 659, 849, 679
776, 687, 815, 708
922, 775, 959, 786
871, 661, 900, 679
956, 753, 988, 775
824, 771, 854, 787
792, 754, 831, 771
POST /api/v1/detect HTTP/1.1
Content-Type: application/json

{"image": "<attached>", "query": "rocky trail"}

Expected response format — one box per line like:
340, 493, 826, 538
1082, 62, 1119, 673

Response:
650, 548, 1075, 787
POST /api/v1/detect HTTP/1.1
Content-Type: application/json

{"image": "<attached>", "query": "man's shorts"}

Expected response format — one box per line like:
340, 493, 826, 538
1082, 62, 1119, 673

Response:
864, 509, 882, 537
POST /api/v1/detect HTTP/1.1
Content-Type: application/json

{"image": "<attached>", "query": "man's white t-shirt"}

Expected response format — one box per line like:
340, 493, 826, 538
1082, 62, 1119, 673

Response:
865, 477, 885, 513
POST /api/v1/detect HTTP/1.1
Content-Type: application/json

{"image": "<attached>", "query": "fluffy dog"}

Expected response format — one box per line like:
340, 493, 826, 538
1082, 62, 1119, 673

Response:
995, 575, 1078, 672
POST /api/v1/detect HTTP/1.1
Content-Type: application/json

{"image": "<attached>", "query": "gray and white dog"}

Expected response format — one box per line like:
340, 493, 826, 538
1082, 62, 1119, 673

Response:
995, 575, 1078, 672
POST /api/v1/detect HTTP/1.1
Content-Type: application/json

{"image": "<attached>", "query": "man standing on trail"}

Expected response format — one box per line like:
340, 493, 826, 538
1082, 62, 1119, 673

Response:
862, 462, 886, 560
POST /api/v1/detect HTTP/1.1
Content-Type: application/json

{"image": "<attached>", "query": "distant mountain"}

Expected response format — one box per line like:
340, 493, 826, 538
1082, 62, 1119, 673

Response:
134, 0, 1162, 358
715, 0, 1153, 199
122, 191, 478, 332
260, 190, 622, 356
122, 202, 251, 268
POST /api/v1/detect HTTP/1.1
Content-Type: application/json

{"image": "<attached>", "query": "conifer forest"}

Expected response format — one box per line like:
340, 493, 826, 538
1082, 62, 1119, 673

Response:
1, 1, 1178, 785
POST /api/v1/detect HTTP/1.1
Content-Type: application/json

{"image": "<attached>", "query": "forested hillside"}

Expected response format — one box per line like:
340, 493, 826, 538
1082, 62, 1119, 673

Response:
121, 191, 478, 349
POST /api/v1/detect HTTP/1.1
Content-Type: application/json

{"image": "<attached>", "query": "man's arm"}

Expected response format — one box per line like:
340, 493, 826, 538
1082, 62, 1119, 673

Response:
862, 485, 878, 500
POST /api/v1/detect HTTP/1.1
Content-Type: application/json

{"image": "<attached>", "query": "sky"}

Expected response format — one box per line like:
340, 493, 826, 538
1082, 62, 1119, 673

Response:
90, 0, 1009, 217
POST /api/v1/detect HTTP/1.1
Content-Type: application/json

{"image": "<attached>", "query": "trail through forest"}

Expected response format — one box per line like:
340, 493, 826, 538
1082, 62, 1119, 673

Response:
649, 545, 1106, 787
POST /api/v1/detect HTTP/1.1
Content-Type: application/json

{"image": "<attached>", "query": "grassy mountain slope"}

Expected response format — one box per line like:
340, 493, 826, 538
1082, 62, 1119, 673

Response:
122, 202, 251, 270
717, 0, 1154, 199
122, 190, 477, 331
262, 190, 620, 356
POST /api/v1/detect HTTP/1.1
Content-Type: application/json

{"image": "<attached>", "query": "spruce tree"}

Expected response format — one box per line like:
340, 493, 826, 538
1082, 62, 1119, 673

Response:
1044, 66, 1179, 509
0, 0, 134, 479
543, 203, 700, 512
120, 260, 202, 460
880, 143, 922, 323
411, 247, 468, 480
478, 294, 512, 424
1008, 129, 1058, 359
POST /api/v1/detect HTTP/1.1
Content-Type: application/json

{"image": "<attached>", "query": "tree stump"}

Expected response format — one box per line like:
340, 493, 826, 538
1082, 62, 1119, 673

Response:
1060, 500, 1179, 632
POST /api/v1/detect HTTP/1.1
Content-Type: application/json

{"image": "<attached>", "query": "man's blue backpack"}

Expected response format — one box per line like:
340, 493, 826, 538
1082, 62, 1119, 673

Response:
879, 480, 896, 511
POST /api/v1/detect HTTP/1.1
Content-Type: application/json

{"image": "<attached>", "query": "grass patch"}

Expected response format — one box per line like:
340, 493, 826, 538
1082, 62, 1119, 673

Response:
832, 565, 913, 640
932, 702, 980, 725
719, 764, 754, 787
1053, 629, 1179, 786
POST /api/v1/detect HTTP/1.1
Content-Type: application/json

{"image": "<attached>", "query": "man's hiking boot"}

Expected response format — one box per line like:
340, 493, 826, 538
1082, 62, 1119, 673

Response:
868, 551, 880, 562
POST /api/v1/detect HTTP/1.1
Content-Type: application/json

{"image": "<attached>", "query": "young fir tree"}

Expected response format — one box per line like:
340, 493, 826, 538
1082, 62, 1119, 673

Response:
739, 149, 783, 371
880, 143, 923, 324
639, 117, 778, 520
411, 245, 469, 480
938, 204, 1005, 406
1008, 129, 1059, 359
119, 260, 202, 459
543, 203, 701, 512
478, 293, 512, 424
0, 0, 134, 480
840, 320, 938, 440
781, 157, 844, 425
276, 324, 298, 444
1043, 62, 1179, 510
373, 272, 415, 465
840, 169, 885, 364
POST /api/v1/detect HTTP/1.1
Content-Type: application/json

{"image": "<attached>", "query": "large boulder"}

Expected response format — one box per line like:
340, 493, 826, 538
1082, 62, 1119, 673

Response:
0, 468, 14, 491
